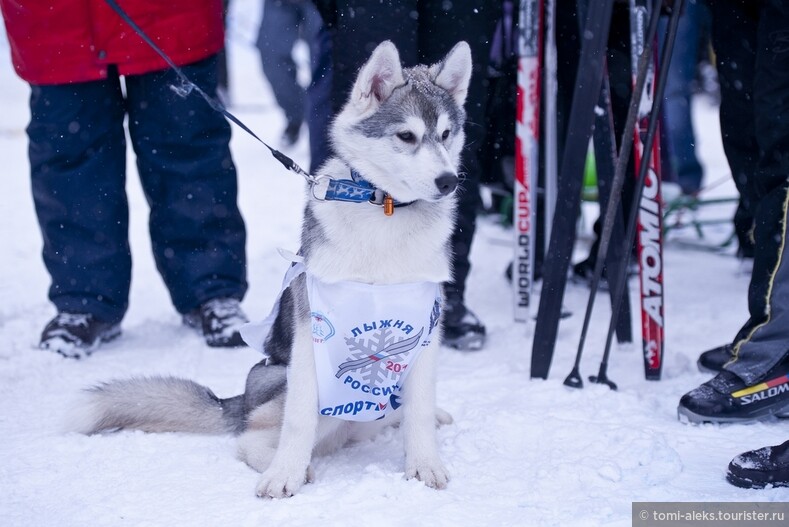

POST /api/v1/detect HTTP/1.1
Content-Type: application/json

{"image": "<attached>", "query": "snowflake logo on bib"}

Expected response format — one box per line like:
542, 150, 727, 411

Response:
336, 326, 424, 383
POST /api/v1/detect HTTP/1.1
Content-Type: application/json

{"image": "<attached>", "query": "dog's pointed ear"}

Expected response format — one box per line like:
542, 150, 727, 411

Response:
350, 40, 405, 113
431, 41, 472, 106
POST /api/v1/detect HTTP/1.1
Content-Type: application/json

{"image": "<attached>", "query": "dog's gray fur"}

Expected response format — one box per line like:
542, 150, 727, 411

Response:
70, 40, 472, 498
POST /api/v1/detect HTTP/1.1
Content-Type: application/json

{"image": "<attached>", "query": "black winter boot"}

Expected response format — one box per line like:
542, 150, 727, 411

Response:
697, 343, 734, 374
183, 297, 248, 348
442, 295, 486, 351
727, 440, 789, 489
40, 312, 121, 359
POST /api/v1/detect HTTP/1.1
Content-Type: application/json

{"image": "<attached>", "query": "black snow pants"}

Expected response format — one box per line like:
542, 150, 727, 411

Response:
709, 0, 789, 383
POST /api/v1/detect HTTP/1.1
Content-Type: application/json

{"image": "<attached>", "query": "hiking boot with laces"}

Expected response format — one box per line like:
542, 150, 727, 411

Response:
727, 440, 789, 489
183, 297, 248, 348
40, 312, 121, 359
442, 298, 486, 351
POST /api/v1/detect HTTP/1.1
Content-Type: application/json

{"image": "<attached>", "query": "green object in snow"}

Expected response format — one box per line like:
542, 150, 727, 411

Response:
582, 147, 598, 200
584, 148, 597, 187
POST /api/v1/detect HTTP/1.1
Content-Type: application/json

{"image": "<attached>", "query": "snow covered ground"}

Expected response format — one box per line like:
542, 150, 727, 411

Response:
1, 3, 787, 526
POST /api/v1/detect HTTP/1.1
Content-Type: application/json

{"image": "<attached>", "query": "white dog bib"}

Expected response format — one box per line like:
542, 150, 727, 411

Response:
241, 260, 441, 422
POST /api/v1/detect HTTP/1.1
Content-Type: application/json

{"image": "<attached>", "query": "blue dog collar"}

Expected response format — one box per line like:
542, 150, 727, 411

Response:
311, 169, 413, 209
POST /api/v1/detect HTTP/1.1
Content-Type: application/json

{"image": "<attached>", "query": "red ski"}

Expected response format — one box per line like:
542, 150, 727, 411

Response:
629, 0, 665, 380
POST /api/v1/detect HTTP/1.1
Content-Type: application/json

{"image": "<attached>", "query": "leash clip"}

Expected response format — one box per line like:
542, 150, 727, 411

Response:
308, 174, 333, 202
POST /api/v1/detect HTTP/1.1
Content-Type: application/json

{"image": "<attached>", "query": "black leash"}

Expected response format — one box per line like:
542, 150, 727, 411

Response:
103, 0, 312, 181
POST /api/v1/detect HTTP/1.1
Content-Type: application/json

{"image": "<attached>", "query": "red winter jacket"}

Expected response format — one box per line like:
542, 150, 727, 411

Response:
0, 0, 225, 85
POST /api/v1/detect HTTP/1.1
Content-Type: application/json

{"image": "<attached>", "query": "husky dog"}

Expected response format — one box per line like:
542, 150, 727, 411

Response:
71, 40, 472, 498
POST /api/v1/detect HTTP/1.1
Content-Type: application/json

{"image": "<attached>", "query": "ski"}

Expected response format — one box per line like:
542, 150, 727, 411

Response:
531, 0, 615, 379
629, 0, 666, 380
514, 0, 542, 323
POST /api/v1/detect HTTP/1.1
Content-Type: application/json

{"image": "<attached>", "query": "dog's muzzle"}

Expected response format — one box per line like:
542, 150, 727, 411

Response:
435, 173, 459, 196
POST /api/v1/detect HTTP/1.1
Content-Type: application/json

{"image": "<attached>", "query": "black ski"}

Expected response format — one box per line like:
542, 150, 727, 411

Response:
531, 0, 616, 379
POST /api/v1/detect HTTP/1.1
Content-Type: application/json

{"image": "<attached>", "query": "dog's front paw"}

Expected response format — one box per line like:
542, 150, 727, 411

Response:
435, 407, 454, 427
405, 458, 450, 489
255, 464, 314, 499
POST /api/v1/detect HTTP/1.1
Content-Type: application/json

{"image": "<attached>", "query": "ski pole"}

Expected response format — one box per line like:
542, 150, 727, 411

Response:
563, 0, 664, 389
589, 0, 684, 389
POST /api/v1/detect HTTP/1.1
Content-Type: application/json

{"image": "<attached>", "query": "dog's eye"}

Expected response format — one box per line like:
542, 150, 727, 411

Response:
441, 129, 450, 141
396, 131, 416, 143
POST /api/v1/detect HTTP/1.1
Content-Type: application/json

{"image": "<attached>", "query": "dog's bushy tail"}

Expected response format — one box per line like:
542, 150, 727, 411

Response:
68, 376, 244, 435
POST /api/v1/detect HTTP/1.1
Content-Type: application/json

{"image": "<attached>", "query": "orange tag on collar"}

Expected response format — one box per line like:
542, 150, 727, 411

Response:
383, 194, 394, 216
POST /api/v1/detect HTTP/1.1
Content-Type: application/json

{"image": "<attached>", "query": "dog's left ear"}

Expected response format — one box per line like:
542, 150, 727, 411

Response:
350, 40, 405, 114
431, 42, 472, 106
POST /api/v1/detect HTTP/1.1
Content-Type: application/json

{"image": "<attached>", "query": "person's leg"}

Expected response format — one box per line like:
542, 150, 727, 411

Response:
258, 0, 306, 141
694, 0, 758, 368
298, 0, 322, 59
709, 0, 759, 255
330, 0, 419, 116
726, 0, 789, 384
414, 1, 499, 350
303, 4, 332, 172
416, 0, 497, 305
28, 73, 130, 325
125, 55, 248, 317
678, 0, 789, 422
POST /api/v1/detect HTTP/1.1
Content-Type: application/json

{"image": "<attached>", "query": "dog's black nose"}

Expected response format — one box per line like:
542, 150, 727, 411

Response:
435, 173, 458, 196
